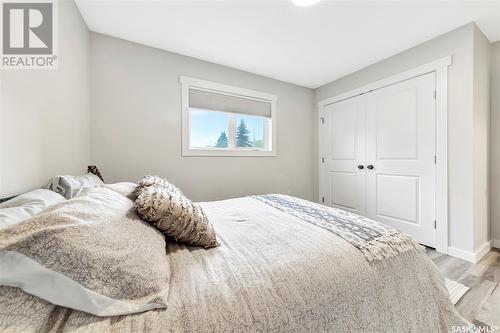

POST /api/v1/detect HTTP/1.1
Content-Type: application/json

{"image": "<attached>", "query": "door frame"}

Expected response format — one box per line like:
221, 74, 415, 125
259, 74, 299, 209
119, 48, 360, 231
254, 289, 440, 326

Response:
317, 56, 451, 254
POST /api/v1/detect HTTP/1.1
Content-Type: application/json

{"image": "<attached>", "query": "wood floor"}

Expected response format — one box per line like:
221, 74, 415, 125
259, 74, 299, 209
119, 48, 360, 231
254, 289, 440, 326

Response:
427, 247, 500, 330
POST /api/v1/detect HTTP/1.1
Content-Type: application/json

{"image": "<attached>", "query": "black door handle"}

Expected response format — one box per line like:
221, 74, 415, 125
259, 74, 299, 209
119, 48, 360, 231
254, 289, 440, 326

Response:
367, 165, 374, 170
357, 165, 364, 170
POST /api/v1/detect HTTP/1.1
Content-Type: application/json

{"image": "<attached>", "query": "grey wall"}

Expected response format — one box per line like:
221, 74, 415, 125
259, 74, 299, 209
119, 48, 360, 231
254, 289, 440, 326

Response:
90, 33, 316, 202
315, 24, 482, 254
0, 1, 90, 197
490, 41, 500, 245
472, 25, 491, 252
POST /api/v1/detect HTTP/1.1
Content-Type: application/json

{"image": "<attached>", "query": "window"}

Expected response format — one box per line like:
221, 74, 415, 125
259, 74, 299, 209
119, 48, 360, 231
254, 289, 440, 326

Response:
180, 76, 277, 156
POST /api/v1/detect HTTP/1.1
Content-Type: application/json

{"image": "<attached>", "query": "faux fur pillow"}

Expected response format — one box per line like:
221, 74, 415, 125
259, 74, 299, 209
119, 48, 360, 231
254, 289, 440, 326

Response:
135, 176, 219, 248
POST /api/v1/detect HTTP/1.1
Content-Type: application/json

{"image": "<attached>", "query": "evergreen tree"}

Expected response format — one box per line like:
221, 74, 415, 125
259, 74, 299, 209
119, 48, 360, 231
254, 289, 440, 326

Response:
215, 131, 228, 148
236, 120, 252, 147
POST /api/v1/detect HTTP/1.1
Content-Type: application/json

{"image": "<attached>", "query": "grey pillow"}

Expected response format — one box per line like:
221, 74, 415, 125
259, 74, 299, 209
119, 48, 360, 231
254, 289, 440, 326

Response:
0, 187, 170, 317
45, 173, 104, 199
135, 176, 219, 248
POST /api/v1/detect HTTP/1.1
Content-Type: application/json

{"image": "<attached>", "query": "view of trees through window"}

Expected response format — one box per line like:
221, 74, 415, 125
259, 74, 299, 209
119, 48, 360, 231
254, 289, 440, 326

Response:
215, 131, 228, 148
190, 108, 267, 150
214, 119, 265, 148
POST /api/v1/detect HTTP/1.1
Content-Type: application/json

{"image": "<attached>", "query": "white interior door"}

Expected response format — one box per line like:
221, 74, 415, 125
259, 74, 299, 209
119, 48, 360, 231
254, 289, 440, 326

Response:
320, 95, 366, 215
365, 73, 436, 247
320, 72, 436, 247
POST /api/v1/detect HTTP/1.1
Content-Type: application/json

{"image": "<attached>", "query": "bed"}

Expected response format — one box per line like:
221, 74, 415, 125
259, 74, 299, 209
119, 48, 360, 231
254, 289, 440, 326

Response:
0, 186, 468, 332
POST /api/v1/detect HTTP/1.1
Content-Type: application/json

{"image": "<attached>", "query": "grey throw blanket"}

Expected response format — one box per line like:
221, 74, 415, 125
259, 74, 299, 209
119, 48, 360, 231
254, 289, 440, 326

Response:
255, 194, 423, 262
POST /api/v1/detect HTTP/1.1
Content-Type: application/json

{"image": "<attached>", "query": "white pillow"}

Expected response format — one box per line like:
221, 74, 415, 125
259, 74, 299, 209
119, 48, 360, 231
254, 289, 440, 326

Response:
0, 188, 170, 317
45, 173, 104, 199
101, 182, 138, 200
0, 189, 66, 228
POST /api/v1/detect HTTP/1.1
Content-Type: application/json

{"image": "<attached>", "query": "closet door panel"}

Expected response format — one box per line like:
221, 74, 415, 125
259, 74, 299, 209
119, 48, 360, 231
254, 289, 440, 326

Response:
322, 96, 366, 215
365, 73, 436, 247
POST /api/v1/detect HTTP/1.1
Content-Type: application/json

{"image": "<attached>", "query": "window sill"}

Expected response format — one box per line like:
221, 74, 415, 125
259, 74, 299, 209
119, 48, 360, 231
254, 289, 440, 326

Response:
182, 149, 276, 157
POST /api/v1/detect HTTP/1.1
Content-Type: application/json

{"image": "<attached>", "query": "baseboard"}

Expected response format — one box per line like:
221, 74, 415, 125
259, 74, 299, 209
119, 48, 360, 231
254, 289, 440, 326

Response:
448, 241, 491, 263
447, 247, 476, 263
492, 239, 500, 249
474, 241, 492, 262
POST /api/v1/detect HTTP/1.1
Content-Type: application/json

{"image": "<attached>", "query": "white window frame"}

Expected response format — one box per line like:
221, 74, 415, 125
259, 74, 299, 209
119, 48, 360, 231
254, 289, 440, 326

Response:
180, 76, 277, 157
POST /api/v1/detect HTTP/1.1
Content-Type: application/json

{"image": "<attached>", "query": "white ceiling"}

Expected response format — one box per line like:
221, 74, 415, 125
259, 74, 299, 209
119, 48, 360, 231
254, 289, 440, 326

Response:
75, 0, 500, 89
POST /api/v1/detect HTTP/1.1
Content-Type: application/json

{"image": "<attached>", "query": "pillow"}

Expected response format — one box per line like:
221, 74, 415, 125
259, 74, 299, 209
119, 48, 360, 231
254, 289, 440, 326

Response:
135, 176, 219, 248
136, 175, 180, 193
45, 173, 104, 199
0, 189, 65, 228
101, 182, 138, 200
0, 187, 170, 317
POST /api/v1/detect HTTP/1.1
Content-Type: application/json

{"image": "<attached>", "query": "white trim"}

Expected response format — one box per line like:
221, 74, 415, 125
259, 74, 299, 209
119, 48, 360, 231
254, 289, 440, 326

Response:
317, 56, 452, 107
448, 241, 492, 263
180, 76, 277, 157
180, 76, 278, 102
318, 110, 326, 206
434, 63, 449, 255
447, 247, 476, 263
492, 239, 500, 249
475, 241, 492, 262
182, 148, 277, 157
317, 56, 451, 254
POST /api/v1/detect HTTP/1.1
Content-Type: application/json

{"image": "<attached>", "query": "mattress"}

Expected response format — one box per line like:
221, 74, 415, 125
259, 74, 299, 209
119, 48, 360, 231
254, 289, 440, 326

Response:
0, 196, 467, 332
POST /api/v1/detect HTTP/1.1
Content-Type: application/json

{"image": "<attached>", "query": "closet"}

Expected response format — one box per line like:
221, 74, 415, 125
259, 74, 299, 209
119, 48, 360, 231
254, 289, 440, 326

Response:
319, 72, 436, 247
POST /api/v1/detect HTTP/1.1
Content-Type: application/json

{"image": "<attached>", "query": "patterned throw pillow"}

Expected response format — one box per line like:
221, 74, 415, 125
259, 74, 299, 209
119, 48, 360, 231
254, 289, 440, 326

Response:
135, 175, 180, 196
134, 176, 219, 248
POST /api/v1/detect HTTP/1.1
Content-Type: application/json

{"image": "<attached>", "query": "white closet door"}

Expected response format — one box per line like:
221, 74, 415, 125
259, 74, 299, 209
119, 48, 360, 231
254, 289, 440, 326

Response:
321, 96, 366, 215
365, 73, 436, 247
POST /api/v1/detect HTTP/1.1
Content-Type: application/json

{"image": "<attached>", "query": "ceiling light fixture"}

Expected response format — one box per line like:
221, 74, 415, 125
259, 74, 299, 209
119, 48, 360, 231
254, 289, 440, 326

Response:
291, 0, 321, 7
